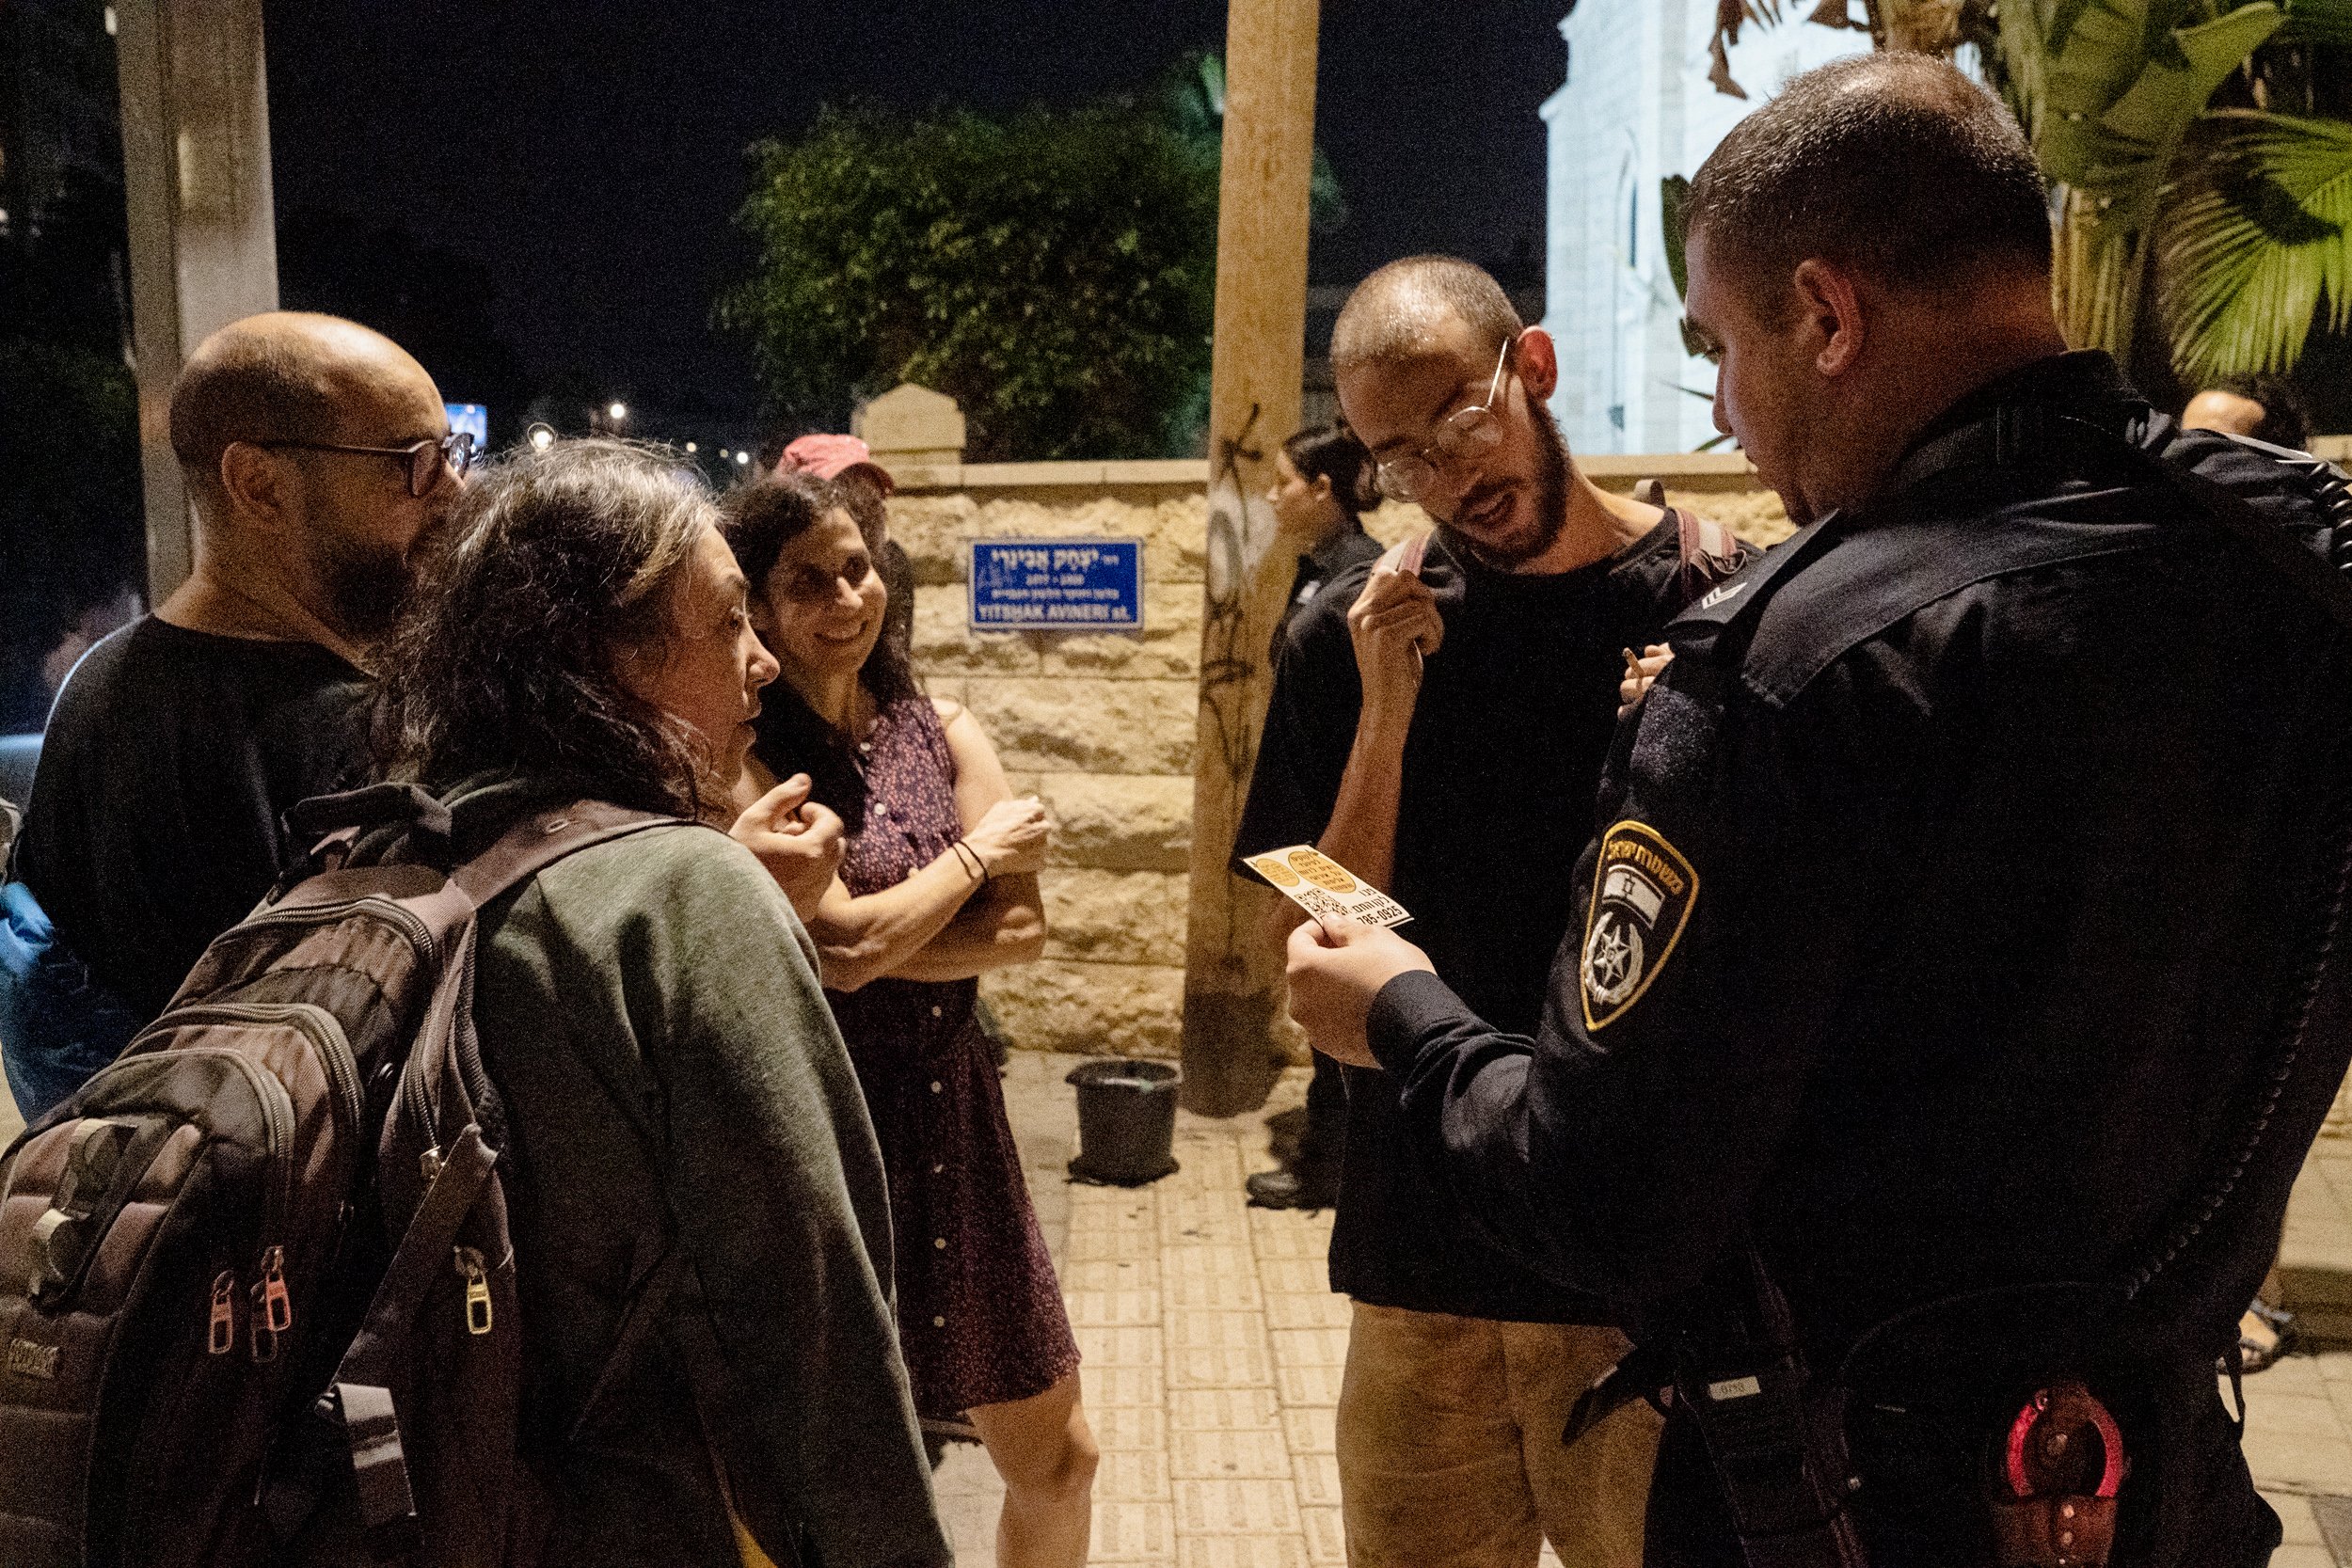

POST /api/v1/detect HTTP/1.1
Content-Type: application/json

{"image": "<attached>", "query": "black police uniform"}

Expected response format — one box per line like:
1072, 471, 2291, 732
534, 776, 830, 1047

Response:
1361, 353, 2352, 1566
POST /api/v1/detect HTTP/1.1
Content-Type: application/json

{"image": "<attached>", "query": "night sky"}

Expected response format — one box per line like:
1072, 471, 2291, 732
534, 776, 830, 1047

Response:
261, 1, 1565, 430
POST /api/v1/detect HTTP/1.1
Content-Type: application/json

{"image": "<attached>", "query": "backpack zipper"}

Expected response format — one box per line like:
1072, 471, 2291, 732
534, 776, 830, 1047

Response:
123, 1002, 364, 1138
127, 1004, 363, 1361
454, 1245, 492, 1335
230, 894, 438, 973
131, 1046, 294, 1360
208, 1270, 237, 1354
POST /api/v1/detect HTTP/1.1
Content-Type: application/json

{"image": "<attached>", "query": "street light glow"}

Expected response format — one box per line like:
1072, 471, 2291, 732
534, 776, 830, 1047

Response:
735, 451, 751, 467
684, 441, 697, 453
527, 423, 556, 451
608, 402, 628, 421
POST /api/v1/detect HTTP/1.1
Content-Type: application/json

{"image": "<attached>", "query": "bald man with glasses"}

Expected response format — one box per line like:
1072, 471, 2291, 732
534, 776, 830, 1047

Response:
5, 313, 464, 1116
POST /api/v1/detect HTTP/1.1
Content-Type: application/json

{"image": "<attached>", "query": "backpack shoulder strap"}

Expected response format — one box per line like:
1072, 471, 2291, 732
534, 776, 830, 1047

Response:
450, 799, 696, 910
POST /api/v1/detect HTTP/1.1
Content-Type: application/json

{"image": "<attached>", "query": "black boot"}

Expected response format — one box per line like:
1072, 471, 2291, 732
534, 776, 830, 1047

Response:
1247, 1163, 1341, 1212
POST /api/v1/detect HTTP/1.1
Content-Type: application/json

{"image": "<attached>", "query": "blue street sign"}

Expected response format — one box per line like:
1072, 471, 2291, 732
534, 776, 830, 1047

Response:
968, 538, 1144, 631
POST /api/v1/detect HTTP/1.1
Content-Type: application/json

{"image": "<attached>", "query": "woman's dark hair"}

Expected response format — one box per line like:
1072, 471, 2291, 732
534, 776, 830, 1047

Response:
1282, 422, 1379, 520
373, 437, 716, 816
720, 471, 920, 708
720, 473, 920, 828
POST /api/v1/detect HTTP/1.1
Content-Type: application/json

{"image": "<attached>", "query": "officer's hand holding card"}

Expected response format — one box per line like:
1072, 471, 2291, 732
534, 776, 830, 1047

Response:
1248, 844, 1433, 1067
1285, 918, 1434, 1069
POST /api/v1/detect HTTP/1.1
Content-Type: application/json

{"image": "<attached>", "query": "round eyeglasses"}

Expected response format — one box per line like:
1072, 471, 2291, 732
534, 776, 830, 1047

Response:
1374, 339, 1514, 504
253, 430, 476, 498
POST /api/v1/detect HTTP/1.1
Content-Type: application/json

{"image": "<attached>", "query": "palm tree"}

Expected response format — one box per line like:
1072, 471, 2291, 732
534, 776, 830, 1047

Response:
1707, 0, 2352, 385
1994, 0, 2352, 382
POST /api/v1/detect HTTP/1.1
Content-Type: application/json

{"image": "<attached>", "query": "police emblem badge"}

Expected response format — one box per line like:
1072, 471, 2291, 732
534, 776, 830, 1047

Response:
1581, 820, 1698, 1031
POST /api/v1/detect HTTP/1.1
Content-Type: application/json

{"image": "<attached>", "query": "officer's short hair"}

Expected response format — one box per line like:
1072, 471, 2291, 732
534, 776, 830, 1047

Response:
1686, 54, 2050, 304
1333, 256, 1524, 372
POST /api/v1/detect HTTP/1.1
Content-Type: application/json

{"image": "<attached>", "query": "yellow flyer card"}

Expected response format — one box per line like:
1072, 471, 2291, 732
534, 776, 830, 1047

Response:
1242, 846, 1411, 929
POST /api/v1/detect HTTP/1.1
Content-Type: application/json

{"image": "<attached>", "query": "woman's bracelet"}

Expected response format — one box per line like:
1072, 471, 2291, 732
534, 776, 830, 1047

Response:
951, 839, 988, 883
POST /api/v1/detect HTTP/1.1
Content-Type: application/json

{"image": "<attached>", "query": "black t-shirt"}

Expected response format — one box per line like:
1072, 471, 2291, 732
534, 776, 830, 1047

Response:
14, 617, 372, 1019
1235, 515, 1705, 1322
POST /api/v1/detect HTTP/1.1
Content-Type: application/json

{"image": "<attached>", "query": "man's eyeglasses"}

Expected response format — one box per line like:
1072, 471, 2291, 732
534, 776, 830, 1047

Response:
1374, 339, 1513, 503
254, 431, 475, 498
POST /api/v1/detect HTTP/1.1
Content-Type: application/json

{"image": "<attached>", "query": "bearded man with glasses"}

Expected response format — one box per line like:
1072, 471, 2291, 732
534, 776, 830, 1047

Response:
5, 312, 465, 1117
1233, 257, 1746, 1568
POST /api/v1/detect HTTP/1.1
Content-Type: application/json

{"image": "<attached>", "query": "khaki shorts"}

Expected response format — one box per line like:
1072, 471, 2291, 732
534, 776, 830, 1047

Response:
1337, 1302, 1661, 1568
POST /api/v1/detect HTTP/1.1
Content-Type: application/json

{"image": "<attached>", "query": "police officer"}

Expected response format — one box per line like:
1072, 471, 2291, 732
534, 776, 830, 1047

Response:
1285, 55, 2352, 1568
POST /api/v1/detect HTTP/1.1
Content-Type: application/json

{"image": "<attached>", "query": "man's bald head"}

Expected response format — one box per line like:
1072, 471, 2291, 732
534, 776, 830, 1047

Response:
163, 313, 454, 649
169, 312, 435, 502
1332, 256, 1523, 375
1686, 52, 2049, 303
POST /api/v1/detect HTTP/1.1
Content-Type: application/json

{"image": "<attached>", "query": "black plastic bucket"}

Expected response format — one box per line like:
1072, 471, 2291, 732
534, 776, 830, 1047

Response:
1065, 1059, 1181, 1186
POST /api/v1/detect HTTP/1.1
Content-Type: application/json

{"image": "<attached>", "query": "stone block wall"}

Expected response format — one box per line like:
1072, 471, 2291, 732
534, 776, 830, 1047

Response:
889, 478, 1213, 1059
884, 463, 1789, 1060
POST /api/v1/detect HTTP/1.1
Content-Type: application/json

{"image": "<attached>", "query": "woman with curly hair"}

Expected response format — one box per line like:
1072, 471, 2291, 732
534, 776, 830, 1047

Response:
369, 439, 947, 1568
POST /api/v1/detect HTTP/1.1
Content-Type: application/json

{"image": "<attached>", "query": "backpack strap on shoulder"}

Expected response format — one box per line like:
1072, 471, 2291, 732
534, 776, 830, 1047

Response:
321, 1121, 500, 1565
449, 799, 689, 910
1675, 508, 1747, 602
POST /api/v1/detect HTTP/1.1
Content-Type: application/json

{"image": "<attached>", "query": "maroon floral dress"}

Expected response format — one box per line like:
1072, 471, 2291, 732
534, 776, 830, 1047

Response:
822, 694, 1079, 1427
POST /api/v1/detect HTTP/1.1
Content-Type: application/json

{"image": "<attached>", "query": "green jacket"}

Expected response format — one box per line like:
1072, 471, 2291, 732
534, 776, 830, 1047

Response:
443, 778, 947, 1567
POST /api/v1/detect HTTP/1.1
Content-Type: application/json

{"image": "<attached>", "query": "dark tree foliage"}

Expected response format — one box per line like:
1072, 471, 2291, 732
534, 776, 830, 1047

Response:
0, 341, 142, 730
721, 100, 1219, 462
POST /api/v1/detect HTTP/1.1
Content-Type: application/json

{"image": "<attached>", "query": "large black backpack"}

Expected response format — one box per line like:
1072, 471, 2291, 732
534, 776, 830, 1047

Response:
0, 787, 673, 1566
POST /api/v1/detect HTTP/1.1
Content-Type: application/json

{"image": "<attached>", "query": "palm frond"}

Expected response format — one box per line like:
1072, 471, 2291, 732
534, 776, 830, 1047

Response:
2042, 3, 2283, 201
2158, 110, 2352, 378
2279, 0, 2352, 45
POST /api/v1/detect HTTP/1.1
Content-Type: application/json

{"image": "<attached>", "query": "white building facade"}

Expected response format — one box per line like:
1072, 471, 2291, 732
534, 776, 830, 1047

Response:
1542, 2, 1873, 455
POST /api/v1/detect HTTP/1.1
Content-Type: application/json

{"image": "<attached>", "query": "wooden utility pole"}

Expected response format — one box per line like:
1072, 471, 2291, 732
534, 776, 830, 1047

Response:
115, 0, 280, 600
1179, 0, 1321, 1116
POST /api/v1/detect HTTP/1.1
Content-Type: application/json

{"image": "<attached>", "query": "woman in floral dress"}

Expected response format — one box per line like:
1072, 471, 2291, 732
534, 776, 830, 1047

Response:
722, 473, 1095, 1568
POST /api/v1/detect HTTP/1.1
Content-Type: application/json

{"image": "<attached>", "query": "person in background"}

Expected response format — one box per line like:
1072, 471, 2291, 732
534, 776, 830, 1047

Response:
2182, 372, 2321, 1375
2183, 373, 2316, 452
38, 585, 145, 703
1248, 421, 1385, 1212
4, 312, 467, 1117
367, 437, 946, 1568
779, 433, 918, 661
722, 473, 1095, 1568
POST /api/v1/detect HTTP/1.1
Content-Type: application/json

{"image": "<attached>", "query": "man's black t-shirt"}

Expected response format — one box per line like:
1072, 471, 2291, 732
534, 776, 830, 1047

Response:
14, 617, 372, 1019
1235, 515, 1705, 1322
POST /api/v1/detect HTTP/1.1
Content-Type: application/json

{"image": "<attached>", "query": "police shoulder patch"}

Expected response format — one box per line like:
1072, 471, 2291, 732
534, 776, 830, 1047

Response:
1581, 820, 1699, 1032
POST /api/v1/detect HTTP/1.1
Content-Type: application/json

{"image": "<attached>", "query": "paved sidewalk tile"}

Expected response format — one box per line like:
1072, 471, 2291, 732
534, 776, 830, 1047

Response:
1263, 1291, 1351, 1330
1174, 1477, 1305, 1535
1098, 1449, 1175, 1503
1173, 1428, 1295, 1480
1178, 1539, 1311, 1568
961, 1055, 2352, 1567
1169, 1386, 1285, 1433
